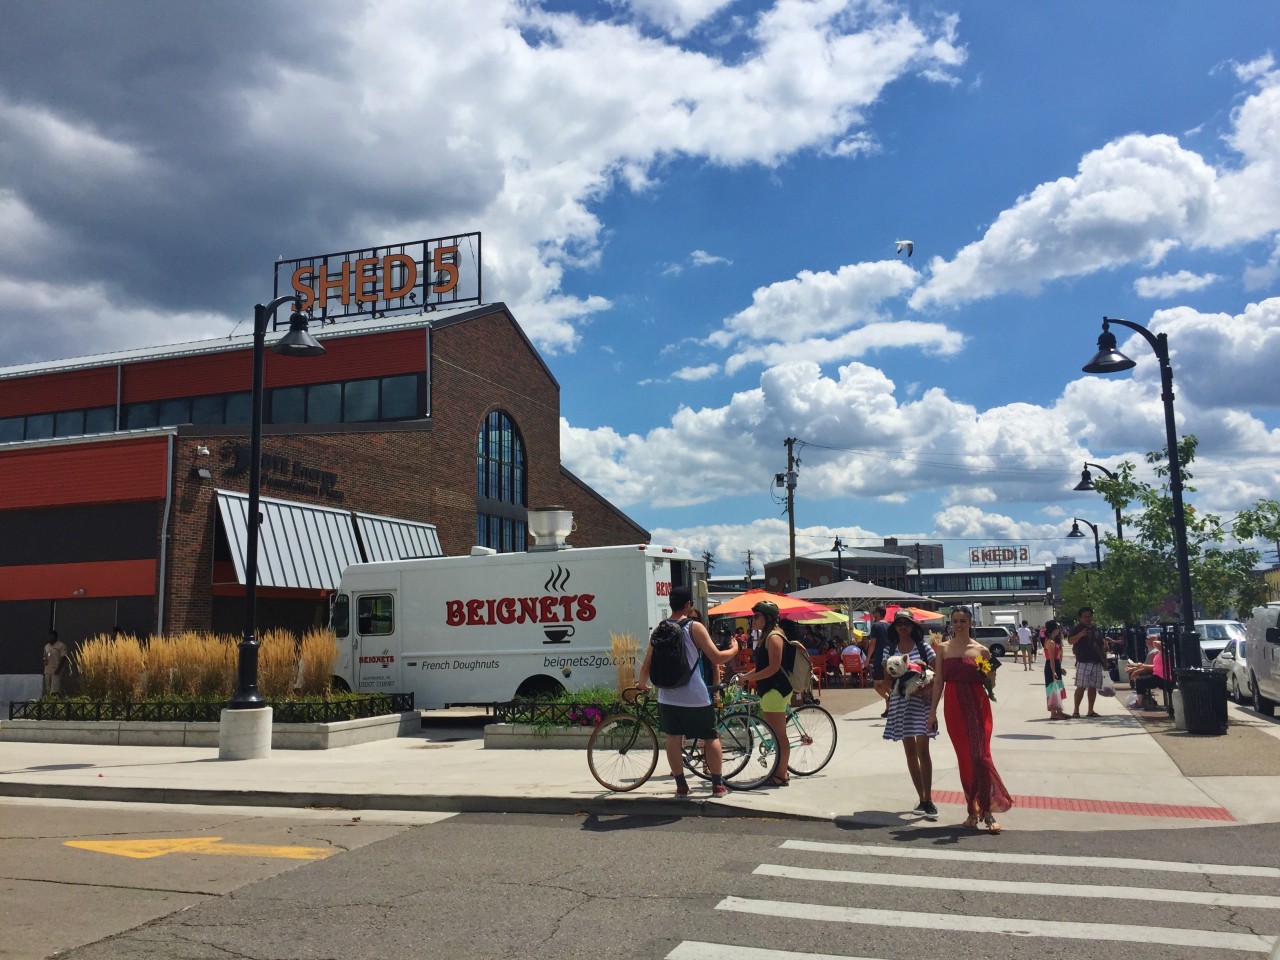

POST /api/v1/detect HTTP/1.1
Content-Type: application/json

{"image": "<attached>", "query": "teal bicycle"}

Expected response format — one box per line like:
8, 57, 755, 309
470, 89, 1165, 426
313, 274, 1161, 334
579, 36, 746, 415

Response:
718, 683, 839, 776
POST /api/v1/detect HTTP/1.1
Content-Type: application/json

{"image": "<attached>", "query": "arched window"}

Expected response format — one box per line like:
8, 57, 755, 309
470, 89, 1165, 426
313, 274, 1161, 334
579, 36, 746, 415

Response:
475, 410, 527, 552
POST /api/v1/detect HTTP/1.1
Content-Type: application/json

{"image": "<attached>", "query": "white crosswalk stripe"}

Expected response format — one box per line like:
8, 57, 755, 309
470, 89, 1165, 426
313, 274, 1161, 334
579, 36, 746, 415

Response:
755, 862, 1280, 909
666, 943, 883, 960
663, 836, 1280, 960
781, 839, 1280, 878
715, 897, 1276, 954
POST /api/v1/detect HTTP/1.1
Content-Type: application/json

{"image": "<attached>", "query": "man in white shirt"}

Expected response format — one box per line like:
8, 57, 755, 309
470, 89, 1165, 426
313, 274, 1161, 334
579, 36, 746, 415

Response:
1016, 621, 1033, 671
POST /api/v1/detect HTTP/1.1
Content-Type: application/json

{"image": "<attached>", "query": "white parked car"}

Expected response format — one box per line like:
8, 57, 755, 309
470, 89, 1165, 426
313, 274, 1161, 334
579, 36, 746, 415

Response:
1210, 638, 1250, 703
1194, 619, 1246, 666
1243, 606, 1280, 717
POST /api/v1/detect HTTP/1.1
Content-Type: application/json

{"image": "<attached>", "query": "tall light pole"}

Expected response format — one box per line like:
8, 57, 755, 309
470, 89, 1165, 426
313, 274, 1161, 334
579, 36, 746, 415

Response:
1067, 517, 1101, 567
1073, 462, 1124, 539
219, 296, 325, 760
832, 536, 846, 581
1083, 316, 1198, 674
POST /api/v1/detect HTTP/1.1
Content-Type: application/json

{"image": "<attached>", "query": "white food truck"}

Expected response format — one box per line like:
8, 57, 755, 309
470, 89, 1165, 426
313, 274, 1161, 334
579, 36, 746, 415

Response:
330, 510, 696, 708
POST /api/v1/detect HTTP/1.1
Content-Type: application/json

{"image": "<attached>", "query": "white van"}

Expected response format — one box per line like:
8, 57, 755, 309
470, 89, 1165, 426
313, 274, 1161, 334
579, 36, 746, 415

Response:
331, 540, 695, 708
1243, 605, 1280, 716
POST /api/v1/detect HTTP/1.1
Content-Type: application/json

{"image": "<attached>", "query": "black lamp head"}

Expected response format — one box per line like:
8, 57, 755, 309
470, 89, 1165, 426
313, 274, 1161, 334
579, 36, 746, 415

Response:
1073, 466, 1095, 492
1066, 520, 1085, 539
1083, 321, 1136, 374
273, 309, 326, 357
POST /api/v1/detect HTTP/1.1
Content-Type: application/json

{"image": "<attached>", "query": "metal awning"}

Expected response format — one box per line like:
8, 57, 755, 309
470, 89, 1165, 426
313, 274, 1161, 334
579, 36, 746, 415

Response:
215, 490, 364, 590
354, 511, 442, 562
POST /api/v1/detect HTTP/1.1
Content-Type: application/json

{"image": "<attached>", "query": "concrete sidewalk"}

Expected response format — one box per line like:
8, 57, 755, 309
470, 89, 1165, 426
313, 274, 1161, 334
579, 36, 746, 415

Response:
4, 657, 1280, 832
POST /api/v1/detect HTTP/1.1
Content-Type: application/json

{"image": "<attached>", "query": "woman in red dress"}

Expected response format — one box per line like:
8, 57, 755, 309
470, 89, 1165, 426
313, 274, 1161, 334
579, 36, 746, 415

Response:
928, 606, 1013, 832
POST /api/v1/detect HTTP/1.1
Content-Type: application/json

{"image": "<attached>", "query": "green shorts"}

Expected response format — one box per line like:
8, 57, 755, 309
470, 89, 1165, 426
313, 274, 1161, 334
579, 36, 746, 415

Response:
759, 688, 789, 713
658, 703, 718, 740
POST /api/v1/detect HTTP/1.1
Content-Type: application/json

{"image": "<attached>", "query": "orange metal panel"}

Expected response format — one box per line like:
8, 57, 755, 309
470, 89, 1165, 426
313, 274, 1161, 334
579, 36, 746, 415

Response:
0, 559, 157, 600
0, 437, 168, 508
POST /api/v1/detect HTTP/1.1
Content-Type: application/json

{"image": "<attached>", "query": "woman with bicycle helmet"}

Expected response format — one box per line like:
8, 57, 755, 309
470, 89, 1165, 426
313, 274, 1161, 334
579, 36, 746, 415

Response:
734, 599, 791, 785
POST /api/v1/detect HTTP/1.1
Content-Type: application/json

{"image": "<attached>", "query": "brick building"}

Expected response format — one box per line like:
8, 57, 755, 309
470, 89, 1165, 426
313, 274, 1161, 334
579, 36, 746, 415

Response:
0, 303, 645, 700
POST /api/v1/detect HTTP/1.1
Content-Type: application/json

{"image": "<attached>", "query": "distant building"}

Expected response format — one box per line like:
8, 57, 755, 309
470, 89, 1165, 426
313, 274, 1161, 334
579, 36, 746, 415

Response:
764, 548, 909, 593
878, 538, 944, 571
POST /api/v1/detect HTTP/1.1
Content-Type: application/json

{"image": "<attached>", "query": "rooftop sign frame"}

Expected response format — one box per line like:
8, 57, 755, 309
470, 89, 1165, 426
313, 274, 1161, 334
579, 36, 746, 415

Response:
274, 232, 482, 325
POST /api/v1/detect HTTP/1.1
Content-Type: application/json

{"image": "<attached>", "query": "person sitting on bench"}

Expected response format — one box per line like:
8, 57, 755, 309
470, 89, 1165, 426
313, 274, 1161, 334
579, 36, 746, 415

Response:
1126, 638, 1170, 708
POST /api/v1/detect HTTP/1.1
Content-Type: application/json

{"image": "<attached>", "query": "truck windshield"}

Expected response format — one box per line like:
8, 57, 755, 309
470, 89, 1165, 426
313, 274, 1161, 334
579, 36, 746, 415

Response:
330, 594, 350, 638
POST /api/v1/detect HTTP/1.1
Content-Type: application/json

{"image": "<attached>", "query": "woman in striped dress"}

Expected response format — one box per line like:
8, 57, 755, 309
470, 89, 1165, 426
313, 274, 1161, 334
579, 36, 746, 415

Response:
882, 610, 938, 819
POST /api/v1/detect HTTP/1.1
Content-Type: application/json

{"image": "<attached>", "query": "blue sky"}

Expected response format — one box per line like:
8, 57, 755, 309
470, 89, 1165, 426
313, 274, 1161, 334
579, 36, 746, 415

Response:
2, 1, 1279, 575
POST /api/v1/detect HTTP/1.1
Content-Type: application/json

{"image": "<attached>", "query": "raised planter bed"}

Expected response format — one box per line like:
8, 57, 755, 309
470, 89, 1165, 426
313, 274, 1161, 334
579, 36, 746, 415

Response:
483, 722, 597, 749
2, 693, 419, 750
0, 712, 421, 750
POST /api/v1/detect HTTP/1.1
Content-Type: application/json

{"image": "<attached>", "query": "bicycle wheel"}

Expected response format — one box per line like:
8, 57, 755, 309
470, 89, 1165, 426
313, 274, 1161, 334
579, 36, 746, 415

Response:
725, 713, 779, 790
710, 714, 753, 781
682, 736, 711, 781
787, 704, 837, 776
587, 714, 659, 792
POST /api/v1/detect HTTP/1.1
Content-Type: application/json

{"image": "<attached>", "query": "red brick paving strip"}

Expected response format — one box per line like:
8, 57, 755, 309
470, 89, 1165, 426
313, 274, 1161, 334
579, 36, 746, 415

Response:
932, 790, 1234, 821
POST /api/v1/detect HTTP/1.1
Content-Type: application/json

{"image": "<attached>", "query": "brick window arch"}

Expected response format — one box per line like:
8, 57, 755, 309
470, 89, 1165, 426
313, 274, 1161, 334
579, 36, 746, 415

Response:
475, 409, 527, 552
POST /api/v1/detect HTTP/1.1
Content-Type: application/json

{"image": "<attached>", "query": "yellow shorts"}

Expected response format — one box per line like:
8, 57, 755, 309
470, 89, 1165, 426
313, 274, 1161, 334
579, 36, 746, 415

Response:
759, 688, 789, 713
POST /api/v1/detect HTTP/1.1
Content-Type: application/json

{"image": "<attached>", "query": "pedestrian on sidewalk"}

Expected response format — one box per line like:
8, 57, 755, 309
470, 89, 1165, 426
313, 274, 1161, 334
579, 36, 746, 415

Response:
638, 587, 740, 798
1016, 621, 1033, 671
869, 606, 892, 718
735, 600, 793, 786
928, 606, 1013, 833
1042, 620, 1069, 720
1067, 606, 1106, 718
882, 610, 937, 819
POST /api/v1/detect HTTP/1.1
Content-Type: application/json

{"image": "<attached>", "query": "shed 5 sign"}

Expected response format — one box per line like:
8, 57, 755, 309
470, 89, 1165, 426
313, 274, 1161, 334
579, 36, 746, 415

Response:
274, 233, 481, 322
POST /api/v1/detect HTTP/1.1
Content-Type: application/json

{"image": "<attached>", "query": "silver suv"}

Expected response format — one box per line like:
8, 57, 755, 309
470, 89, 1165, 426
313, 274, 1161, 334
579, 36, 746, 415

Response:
973, 625, 1015, 657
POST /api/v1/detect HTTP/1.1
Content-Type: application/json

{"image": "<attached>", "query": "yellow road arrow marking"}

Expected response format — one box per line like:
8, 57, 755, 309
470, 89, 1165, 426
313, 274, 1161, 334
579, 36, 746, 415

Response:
65, 837, 333, 860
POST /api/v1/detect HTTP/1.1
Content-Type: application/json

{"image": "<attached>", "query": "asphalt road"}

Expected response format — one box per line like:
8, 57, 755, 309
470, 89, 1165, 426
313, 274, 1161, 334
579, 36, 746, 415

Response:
3, 801, 1279, 960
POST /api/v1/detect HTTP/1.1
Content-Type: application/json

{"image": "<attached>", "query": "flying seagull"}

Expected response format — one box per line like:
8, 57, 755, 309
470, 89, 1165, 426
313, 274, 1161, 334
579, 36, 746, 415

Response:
896, 240, 914, 257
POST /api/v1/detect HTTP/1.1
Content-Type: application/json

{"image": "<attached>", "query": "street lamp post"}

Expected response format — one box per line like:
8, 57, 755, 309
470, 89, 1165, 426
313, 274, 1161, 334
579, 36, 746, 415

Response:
1073, 462, 1124, 539
1082, 316, 1198, 674
1067, 517, 1101, 567
219, 296, 325, 760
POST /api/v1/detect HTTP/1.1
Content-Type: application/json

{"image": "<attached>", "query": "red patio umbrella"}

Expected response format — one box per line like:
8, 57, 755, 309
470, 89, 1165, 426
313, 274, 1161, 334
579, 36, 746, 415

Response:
706, 589, 833, 621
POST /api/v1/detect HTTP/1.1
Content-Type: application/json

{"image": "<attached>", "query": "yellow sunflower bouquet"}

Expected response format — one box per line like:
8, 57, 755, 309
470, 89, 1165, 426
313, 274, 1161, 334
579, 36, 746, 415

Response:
974, 655, 999, 701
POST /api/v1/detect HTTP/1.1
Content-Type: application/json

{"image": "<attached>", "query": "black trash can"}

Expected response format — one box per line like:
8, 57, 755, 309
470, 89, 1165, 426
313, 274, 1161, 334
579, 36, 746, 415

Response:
1176, 668, 1228, 735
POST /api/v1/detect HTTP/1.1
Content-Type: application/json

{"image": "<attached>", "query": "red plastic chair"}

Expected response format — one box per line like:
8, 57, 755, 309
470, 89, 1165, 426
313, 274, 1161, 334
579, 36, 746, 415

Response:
841, 651, 866, 688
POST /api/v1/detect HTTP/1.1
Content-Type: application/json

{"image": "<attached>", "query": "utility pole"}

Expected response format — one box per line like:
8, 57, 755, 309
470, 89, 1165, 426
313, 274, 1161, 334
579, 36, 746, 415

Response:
832, 536, 846, 581
744, 551, 756, 588
914, 543, 923, 595
783, 438, 798, 592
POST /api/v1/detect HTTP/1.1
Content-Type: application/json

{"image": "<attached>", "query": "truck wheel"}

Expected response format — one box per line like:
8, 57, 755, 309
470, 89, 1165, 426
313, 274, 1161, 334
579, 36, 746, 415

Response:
330, 676, 351, 694
515, 675, 565, 700
1252, 675, 1276, 717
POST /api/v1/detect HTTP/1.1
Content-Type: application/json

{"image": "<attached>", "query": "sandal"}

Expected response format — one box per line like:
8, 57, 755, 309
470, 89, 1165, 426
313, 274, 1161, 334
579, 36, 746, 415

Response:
767, 776, 790, 787
961, 814, 979, 829
982, 813, 1002, 834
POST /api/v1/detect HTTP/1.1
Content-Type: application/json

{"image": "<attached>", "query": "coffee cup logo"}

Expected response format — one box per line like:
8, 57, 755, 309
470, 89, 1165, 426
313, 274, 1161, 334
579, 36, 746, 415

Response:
542, 624, 575, 644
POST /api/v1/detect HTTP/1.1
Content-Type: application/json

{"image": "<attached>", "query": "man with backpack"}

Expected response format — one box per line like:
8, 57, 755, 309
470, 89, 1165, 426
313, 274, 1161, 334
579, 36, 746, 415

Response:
638, 587, 740, 798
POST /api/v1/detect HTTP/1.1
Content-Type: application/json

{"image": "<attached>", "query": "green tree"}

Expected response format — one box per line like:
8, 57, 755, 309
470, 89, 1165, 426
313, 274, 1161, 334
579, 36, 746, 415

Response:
1085, 436, 1263, 619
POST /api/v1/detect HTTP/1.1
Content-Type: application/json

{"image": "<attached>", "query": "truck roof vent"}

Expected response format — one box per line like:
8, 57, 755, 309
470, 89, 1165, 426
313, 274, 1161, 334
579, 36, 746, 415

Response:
528, 507, 574, 552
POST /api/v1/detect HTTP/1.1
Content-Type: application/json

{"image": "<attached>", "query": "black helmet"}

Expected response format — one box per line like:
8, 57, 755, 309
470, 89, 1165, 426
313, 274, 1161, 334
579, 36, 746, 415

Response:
752, 599, 780, 619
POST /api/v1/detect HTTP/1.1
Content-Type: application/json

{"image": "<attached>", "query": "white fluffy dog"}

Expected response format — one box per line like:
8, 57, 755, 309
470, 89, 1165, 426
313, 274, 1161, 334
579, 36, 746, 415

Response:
886, 654, 934, 699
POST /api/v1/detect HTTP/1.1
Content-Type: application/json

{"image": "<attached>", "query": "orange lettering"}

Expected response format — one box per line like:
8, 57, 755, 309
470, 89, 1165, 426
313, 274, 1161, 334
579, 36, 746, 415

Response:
291, 266, 317, 310
353, 257, 379, 304
316, 260, 352, 309
383, 254, 417, 299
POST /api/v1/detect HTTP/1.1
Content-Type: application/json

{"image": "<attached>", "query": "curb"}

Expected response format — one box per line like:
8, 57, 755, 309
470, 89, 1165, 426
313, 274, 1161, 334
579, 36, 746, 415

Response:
0, 780, 825, 822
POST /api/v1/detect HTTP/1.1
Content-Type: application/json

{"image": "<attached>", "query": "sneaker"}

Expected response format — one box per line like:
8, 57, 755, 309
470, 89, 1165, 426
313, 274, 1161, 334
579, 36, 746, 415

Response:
674, 777, 690, 797
921, 801, 939, 820
912, 800, 929, 815
711, 783, 728, 798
